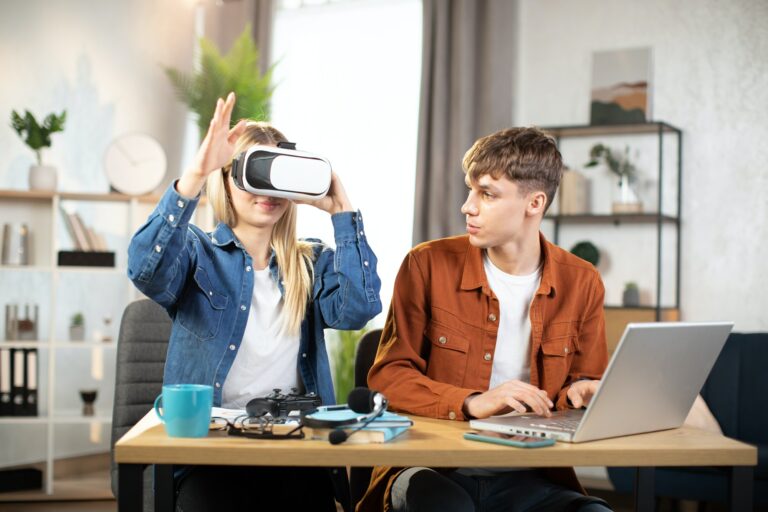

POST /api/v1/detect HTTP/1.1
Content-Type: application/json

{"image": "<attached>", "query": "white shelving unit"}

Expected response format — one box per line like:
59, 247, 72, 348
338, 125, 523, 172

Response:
0, 188, 212, 495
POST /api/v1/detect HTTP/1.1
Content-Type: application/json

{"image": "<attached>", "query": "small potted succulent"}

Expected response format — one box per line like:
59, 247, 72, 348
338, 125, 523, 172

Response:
10, 109, 67, 191
69, 312, 85, 341
622, 282, 641, 307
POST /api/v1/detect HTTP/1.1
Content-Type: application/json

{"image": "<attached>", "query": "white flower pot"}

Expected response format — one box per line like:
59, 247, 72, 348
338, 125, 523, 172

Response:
29, 165, 58, 191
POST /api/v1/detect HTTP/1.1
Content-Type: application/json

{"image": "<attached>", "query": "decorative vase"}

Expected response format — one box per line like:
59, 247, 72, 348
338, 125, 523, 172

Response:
612, 174, 642, 214
28, 165, 58, 191
79, 389, 98, 416
622, 286, 640, 307
69, 324, 85, 341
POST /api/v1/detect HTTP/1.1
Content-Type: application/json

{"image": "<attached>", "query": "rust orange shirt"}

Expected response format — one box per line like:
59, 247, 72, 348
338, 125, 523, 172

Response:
369, 233, 608, 419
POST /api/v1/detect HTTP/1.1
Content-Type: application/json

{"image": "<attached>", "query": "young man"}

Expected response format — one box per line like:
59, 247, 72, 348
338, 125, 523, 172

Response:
358, 127, 611, 512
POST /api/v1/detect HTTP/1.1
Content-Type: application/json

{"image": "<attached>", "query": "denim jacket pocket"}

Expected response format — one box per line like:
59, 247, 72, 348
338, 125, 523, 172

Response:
178, 266, 228, 341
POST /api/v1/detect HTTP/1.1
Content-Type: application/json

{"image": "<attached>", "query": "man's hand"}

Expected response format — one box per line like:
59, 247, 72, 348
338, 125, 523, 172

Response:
463, 380, 553, 419
566, 379, 601, 408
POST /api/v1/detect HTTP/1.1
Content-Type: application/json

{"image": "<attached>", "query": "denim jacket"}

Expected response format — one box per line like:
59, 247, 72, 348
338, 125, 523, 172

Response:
127, 183, 382, 407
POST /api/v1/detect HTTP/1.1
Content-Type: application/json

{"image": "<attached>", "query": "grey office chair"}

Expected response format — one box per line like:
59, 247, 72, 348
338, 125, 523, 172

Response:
350, 328, 384, 507
109, 298, 172, 512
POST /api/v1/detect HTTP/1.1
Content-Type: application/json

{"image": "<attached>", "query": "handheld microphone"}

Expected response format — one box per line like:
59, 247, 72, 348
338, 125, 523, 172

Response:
328, 387, 388, 445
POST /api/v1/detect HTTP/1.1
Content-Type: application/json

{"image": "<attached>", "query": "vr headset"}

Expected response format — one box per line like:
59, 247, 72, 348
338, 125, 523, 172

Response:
231, 141, 332, 201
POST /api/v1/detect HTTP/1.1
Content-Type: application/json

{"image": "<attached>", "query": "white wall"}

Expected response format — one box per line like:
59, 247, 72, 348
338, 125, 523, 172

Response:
516, 0, 768, 330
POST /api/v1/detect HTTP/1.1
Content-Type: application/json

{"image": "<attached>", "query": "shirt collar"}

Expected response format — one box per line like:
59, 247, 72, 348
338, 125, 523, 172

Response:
460, 232, 556, 297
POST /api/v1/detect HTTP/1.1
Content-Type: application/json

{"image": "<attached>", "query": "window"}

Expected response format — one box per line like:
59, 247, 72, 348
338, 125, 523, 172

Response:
271, 0, 422, 321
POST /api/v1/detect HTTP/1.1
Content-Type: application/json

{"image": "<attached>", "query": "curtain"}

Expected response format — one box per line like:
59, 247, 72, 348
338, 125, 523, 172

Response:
412, 0, 517, 245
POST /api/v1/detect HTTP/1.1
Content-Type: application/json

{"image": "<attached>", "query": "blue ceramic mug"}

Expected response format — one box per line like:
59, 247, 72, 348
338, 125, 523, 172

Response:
154, 384, 213, 438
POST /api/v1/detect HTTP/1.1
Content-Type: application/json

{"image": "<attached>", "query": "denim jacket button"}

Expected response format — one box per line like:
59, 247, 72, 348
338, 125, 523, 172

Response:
240, 305, 246, 311
168, 214, 175, 222
176, 200, 184, 208
229, 344, 236, 351
246, 266, 252, 272
302, 353, 307, 358
363, 260, 369, 267
154, 245, 162, 253
215, 382, 221, 388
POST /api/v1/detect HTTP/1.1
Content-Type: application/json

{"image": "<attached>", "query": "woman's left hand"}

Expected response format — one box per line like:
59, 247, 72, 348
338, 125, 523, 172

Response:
295, 172, 354, 215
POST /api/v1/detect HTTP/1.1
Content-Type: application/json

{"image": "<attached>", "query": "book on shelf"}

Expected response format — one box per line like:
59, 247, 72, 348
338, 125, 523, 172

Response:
0, 349, 10, 416
304, 410, 413, 444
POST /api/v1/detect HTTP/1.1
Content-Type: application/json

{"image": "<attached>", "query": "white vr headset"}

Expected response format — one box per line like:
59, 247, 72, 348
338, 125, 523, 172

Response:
231, 142, 332, 201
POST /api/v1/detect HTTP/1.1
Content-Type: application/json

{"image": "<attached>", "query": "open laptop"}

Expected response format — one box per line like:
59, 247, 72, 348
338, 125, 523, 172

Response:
470, 322, 733, 443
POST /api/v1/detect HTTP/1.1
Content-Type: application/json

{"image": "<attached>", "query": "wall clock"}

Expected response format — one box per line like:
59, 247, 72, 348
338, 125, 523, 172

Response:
104, 133, 167, 195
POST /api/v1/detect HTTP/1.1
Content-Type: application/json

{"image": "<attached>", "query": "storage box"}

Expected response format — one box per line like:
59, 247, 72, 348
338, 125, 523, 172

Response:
57, 251, 115, 267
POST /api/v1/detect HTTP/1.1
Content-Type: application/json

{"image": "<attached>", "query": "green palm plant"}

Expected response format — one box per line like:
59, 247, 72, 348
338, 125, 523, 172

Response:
164, 24, 275, 140
331, 326, 370, 404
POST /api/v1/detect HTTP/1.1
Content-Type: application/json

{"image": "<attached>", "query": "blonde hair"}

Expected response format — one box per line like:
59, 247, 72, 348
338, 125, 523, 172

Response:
207, 121, 315, 336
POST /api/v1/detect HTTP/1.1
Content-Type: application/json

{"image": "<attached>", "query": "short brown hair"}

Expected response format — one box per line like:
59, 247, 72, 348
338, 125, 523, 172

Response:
462, 127, 563, 213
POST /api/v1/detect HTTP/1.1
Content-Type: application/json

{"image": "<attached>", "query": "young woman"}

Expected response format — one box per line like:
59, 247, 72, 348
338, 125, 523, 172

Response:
127, 92, 382, 510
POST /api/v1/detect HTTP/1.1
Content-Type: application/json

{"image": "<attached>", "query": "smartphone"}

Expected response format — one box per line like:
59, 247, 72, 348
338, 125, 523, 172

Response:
463, 430, 556, 448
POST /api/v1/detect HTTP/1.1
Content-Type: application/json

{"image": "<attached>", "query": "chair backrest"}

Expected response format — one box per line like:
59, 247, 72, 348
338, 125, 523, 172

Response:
700, 332, 768, 447
350, 328, 383, 507
354, 328, 383, 388
109, 299, 172, 498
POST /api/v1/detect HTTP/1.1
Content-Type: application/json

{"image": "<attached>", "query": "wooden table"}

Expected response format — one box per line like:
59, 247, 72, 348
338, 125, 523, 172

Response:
115, 412, 757, 512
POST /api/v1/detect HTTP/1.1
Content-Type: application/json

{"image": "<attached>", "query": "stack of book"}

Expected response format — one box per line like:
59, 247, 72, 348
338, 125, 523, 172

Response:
58, 207, 114, 266
304, 410, 413, 444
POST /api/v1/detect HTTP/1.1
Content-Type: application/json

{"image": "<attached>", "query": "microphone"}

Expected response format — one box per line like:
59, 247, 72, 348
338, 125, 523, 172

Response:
329, 387, 387, 445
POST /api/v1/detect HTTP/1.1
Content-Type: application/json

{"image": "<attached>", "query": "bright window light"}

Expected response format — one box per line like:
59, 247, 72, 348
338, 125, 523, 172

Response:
271, 0, 422, 322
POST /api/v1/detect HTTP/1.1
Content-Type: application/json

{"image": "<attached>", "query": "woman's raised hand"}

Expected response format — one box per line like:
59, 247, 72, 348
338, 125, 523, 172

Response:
177, 92, 247, 198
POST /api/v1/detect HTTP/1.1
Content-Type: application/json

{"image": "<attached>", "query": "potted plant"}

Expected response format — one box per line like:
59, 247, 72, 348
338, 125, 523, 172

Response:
331, 326, 370, 404
622, 282, 641, 307
585, 143, 642, 213
570, 240, 600, 267
70, 312, 85, 341
10, 109, 67, 191
164, 24, 275, 140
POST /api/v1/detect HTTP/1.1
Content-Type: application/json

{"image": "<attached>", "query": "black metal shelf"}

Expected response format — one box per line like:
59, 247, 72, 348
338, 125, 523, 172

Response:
543, 121, 683, 321
545, 213, 678, 225
541, 121, 682, 138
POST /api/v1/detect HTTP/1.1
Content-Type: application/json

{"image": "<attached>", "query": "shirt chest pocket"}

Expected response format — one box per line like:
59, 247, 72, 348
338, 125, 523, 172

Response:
424, 320, 470, 385
178, 266, 228, 341
540, 322, 578, 358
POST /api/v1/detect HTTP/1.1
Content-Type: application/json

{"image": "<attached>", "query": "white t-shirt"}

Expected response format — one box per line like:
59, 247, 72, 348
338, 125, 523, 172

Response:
222, 268, 300, 409
483, 253, 542, 388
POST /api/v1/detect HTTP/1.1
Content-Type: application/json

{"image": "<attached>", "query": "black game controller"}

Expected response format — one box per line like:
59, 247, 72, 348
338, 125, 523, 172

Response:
245, 388, 322, 418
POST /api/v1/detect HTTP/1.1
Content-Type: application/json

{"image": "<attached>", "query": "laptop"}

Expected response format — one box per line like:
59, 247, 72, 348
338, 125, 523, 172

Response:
470, 321, 733, 443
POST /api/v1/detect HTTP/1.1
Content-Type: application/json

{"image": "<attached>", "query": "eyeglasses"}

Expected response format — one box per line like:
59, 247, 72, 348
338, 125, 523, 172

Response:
210, 415, 304, 440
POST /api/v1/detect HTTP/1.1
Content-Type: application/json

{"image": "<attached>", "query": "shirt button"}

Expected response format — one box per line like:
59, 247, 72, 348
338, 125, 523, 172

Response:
215, 382, 221, 388
363, 260, 369, 267
246, 266, 252, 272
240, 305, 246, 311
564, 347, 570, 354
302, 353, 307, 358
229, 344, 236, 351
177, 200, 184, 208
488, 313, 497, 322
209, 291, 213, 296
438, 336, 447, 344
154, 245, 162, 253
484, 352, 492, 361
168, 214, 175, 222
448, 411, 457, 420
359, 230, 364, 236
